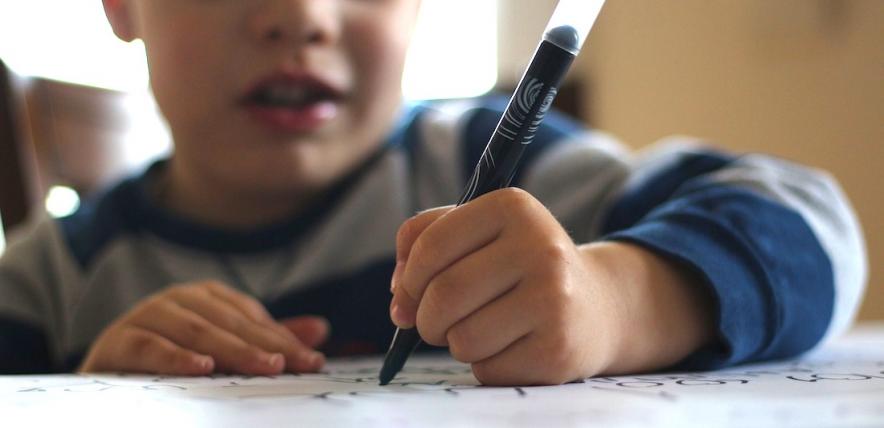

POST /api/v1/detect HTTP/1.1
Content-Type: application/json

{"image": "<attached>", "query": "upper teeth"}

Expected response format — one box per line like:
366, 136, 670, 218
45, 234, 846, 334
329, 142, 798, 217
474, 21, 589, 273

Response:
265, 86, 310, 105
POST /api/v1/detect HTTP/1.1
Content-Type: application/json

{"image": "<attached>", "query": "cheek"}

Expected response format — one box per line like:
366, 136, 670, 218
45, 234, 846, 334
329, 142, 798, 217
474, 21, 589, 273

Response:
144, 27, 229, 131
348, 22, 411, 109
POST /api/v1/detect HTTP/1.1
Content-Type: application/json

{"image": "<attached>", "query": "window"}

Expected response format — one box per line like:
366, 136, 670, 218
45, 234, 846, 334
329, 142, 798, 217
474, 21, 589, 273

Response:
403, 0, 498, 100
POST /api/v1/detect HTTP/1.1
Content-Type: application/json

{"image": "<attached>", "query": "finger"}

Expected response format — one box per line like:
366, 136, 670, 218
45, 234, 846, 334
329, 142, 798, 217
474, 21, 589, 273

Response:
130, 300, 285, 375
441, 284, 534, 363
392, 206, 454, 294
88, 326, 215, 376
471, 332, 582, 386
393, 192, 512, 327
195, 282, 325, 372
171, 291, 324, 373
202, 281, 274, 324
395, 206, 454, 263
470, 333, 551, 386
414, 239, 524, 346
280, 316, 331, 349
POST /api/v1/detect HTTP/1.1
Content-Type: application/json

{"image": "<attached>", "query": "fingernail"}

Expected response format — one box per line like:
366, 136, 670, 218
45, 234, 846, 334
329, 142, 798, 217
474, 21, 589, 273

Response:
308, 351, 324, 366
391, 302, 413, 328
265, 353, 283, 367
390, 261, 403, 293
196, 356, 213, 371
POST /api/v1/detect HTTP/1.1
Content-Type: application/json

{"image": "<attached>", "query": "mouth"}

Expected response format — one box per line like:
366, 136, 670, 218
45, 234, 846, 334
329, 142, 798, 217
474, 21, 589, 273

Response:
241, 72, 346, 133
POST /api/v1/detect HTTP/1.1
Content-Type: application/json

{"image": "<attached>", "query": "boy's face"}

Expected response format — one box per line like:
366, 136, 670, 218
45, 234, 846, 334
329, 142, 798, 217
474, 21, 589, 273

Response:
106, 0, 419, 197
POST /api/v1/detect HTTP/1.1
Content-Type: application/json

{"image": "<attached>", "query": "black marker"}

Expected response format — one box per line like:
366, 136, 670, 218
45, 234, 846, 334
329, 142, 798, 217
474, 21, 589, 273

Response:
379, 0, 607, 386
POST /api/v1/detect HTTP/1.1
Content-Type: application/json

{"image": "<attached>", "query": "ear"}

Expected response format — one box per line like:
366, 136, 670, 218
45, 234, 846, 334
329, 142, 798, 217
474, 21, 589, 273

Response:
102, 0, 138, 42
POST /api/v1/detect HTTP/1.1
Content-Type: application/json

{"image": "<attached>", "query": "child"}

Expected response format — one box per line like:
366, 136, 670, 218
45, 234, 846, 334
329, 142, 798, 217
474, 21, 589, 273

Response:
0, 0, 866, 385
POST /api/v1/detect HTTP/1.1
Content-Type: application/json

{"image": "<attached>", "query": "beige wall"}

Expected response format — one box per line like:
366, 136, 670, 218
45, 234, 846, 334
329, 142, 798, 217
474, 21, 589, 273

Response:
499, 0, 883, 319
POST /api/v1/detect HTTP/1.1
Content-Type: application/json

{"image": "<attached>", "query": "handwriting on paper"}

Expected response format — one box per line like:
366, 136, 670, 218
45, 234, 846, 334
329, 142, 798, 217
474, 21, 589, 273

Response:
5, 354, 884, 405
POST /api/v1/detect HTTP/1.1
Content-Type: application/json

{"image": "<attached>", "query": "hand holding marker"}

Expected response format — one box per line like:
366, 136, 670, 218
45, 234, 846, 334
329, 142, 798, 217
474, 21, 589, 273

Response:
379, 0, 607, 385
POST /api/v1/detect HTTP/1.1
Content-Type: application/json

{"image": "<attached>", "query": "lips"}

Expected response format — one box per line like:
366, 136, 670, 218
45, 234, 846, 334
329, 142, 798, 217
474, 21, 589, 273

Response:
241, 71, 345, 133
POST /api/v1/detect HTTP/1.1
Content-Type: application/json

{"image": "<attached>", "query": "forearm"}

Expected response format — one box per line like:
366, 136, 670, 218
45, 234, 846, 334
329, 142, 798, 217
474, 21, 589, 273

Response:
579, 241, 715, 375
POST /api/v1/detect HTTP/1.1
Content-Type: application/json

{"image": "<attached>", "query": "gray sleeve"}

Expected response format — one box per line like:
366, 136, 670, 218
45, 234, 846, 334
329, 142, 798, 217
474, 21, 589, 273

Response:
520, 130, 631, 243
0, 217, 74, 368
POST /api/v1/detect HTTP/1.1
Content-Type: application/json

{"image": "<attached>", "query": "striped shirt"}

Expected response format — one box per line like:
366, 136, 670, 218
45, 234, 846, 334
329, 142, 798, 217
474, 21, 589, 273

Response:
0, 96, 866, 373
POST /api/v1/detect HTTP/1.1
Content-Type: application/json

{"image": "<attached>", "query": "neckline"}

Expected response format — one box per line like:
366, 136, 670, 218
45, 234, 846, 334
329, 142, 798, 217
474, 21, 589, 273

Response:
126, 159, 356, 254
116, 103, 425, 254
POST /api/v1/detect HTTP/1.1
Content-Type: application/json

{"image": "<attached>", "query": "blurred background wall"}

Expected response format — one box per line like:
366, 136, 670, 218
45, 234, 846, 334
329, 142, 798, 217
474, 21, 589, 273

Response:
499, 0, 883, 320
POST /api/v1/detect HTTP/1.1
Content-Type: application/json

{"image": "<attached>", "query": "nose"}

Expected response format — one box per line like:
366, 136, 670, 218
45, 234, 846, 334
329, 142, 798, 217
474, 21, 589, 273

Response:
250, 0, 340, 48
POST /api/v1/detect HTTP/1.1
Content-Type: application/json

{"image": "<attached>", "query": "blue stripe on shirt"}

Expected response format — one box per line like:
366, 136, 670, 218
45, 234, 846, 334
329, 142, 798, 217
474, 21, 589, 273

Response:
602, 149, 733, 233
605, 182, 834, 369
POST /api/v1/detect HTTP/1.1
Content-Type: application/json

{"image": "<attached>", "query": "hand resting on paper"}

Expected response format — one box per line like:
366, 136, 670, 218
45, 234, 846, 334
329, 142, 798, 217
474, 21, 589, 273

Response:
389, 188, 716, 386
80, 281, 329, 375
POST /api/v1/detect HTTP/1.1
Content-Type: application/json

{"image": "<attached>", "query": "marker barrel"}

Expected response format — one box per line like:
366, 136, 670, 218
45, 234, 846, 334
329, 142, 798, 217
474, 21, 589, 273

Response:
458, 37, 576, 204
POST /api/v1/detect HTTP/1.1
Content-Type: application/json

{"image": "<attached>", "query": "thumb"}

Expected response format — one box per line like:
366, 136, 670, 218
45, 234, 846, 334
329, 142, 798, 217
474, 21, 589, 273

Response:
279, 316, 330, 349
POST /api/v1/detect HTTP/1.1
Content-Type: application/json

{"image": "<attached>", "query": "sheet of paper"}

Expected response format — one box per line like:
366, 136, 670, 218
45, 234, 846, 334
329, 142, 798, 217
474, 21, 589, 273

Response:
2, 324, 883, 428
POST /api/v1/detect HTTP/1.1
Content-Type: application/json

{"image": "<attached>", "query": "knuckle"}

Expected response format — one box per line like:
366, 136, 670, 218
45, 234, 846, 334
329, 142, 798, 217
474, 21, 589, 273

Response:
401, 242, 438, 300
498, 187, 537, 212
498, 187, 532, 203
241, 295, 266, 313
197, 281, 227, 297
163, 288, 186, 301
130, 295, 164, 319
542, 240, 572, 263
409, 235, 440, 269
181, 317, 209, 343
220, 311, 245, 332
243, 301, 270, 322
169, 283, 207, 299
446, 325, 476, 362
400, 281, 422, 306
124, 330, 156, 356
416, 288, 440, 324
423, 272, 454, 310
415, 310, 445, 347
415, 275, 458, 346
471, 362, 503, 386
397, 216, 421, 246
199, 280, 226, 291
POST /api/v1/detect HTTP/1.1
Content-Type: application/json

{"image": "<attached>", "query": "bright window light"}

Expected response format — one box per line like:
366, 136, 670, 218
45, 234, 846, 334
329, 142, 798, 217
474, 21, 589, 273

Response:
402, 0, 499, 100
0, 0, 149, 92
45, 186, 81, 218
0, 0, 498, 100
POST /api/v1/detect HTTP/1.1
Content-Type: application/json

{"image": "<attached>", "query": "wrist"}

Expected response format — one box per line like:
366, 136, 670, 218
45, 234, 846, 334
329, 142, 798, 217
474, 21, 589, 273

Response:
578, 241, 715, 375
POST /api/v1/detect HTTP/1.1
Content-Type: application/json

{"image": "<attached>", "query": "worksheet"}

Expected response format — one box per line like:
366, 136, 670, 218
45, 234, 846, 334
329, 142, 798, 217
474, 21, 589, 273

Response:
2, 326, 883, 428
